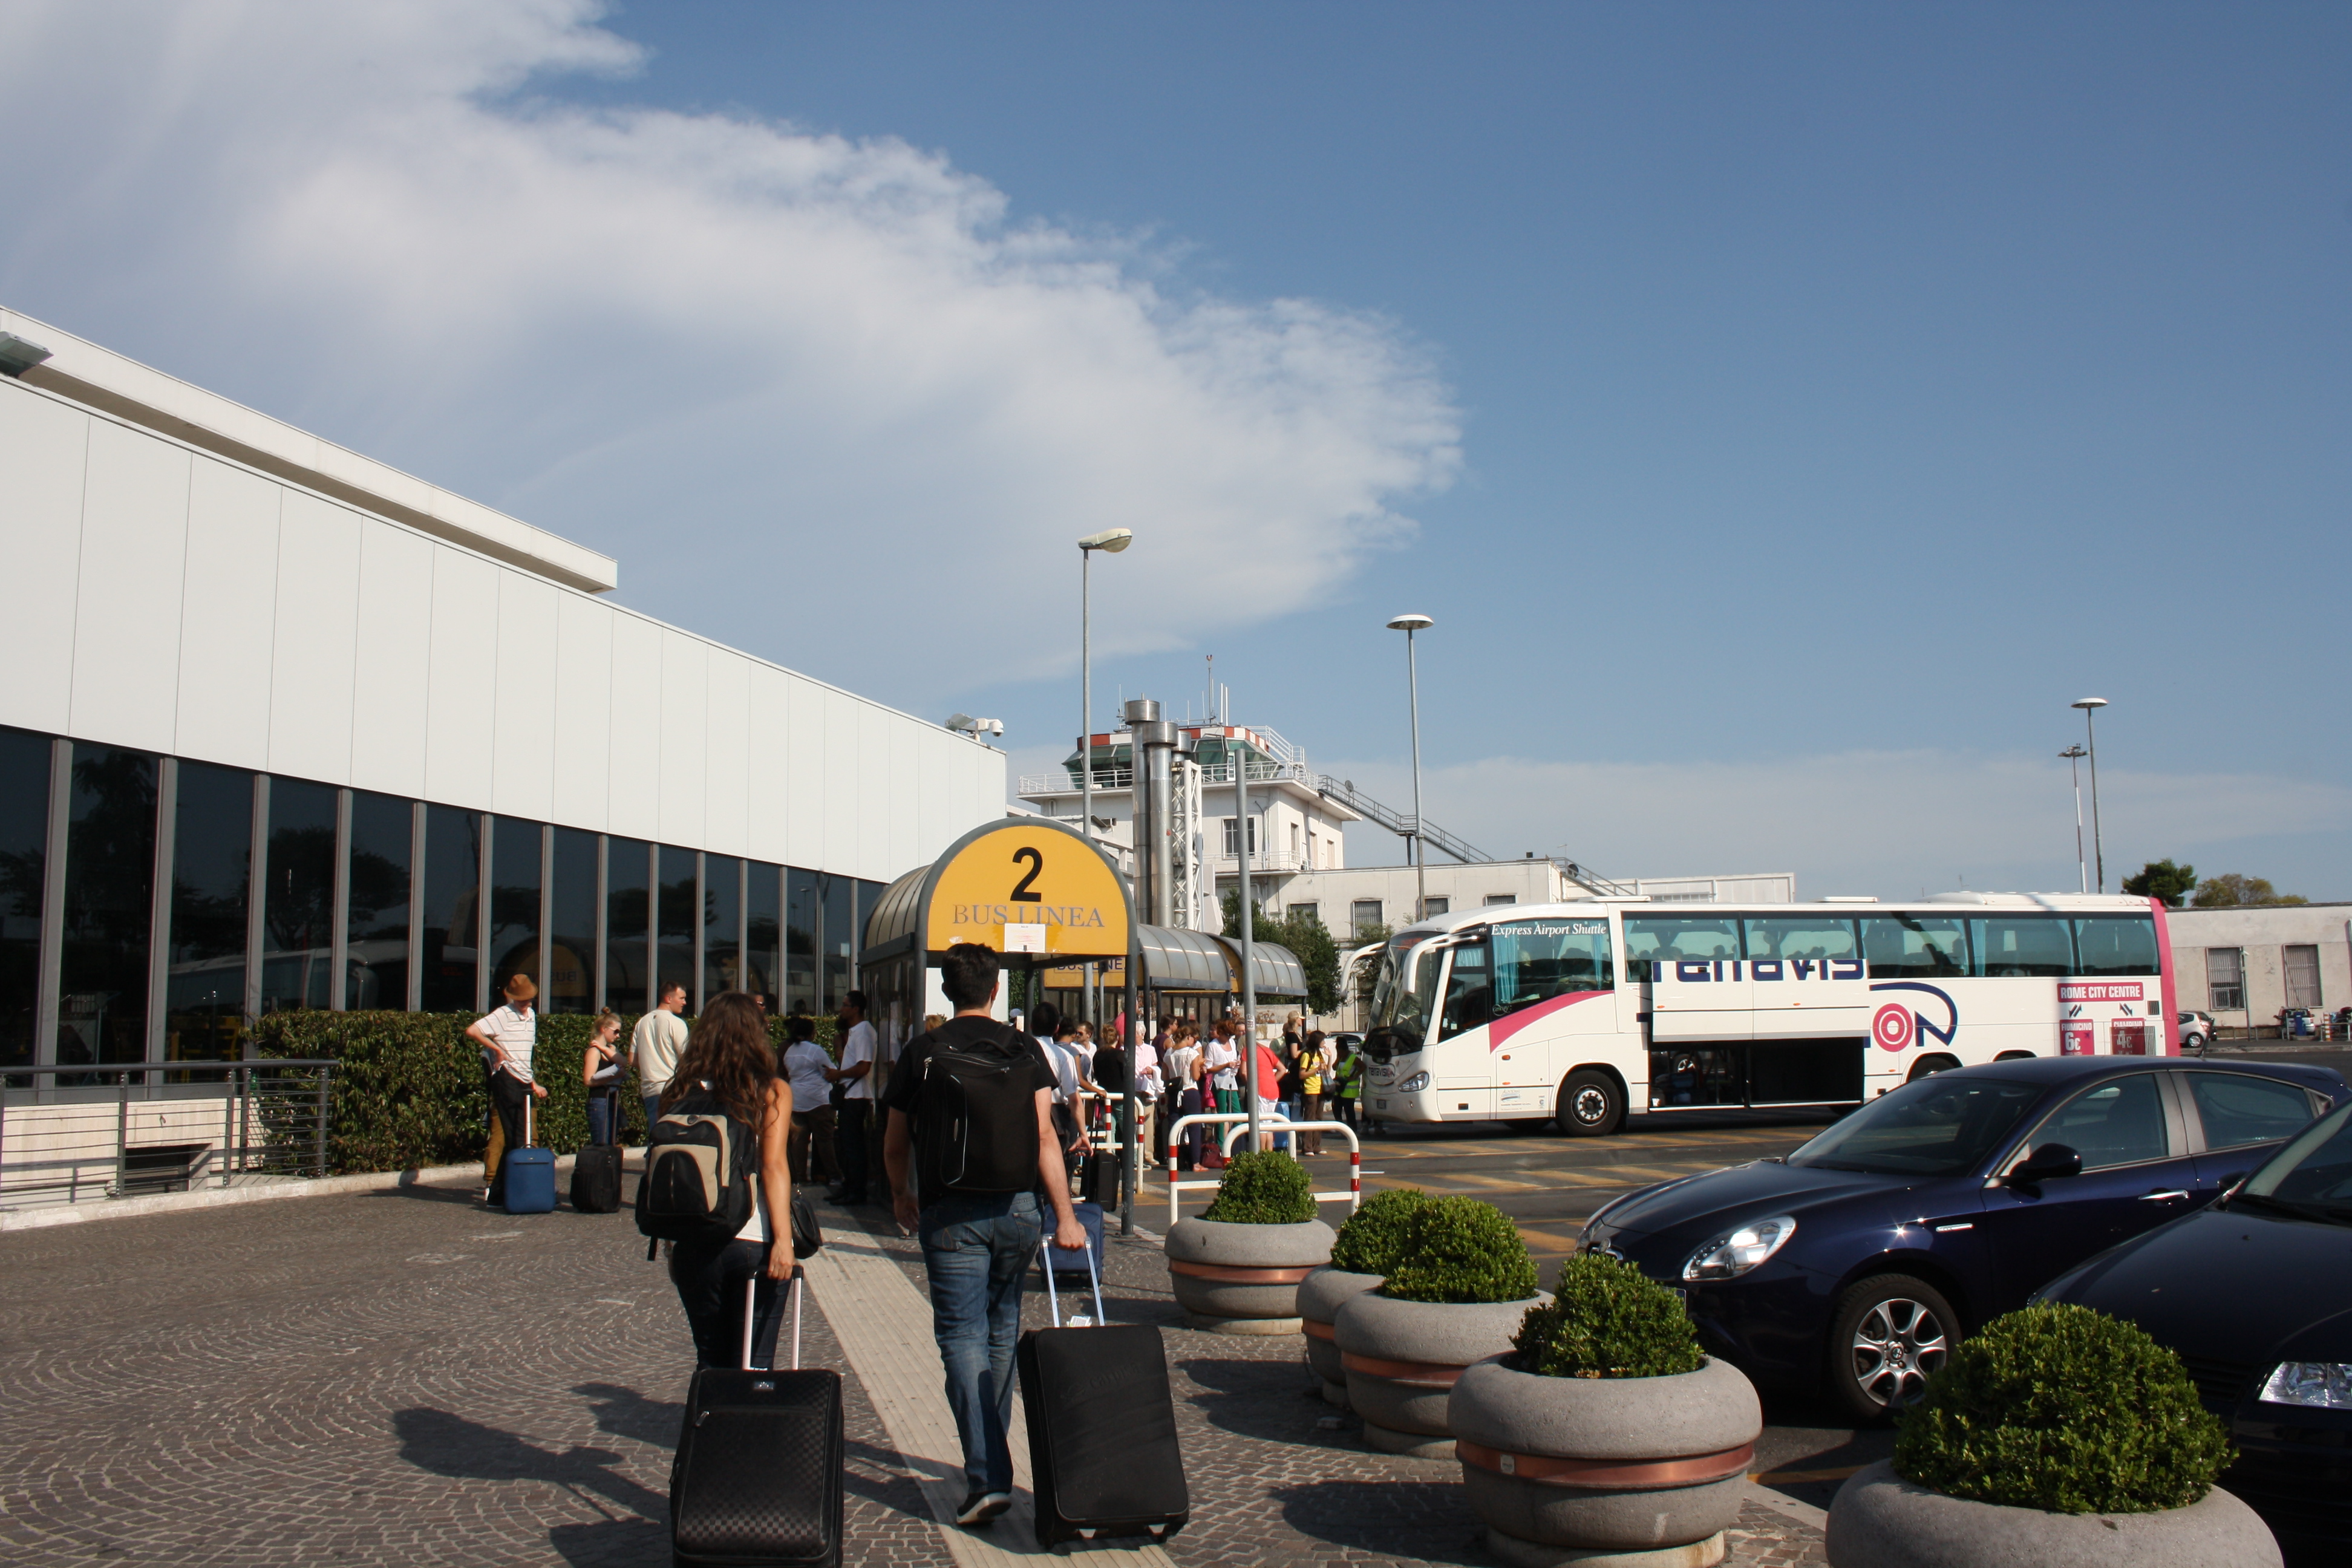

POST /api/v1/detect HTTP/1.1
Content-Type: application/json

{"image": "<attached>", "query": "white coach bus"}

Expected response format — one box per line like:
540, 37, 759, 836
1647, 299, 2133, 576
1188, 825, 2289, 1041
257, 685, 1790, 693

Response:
1360, 893, 2176, 1135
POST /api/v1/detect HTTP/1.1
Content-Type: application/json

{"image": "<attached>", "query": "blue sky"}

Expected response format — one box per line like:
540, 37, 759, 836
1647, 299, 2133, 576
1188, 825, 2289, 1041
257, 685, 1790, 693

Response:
3, 2, 2347, 897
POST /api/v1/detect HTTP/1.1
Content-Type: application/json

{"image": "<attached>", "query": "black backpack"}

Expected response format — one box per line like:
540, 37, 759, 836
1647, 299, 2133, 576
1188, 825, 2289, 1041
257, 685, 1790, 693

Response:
636, 1087, 758, 1246
916, 1024, 1043, 1195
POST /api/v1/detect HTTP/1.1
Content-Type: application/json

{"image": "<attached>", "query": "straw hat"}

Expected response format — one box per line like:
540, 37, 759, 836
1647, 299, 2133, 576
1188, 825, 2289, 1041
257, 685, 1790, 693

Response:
502, 973, 538, 1003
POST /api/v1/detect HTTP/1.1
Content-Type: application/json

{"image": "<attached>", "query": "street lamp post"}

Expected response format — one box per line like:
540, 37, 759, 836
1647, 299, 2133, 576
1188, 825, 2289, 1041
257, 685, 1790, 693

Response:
1079, 529, 1132, 1032
2060, 745, 2089, 894
1387, 614, 1433, 921
2071, 697, 2108, 893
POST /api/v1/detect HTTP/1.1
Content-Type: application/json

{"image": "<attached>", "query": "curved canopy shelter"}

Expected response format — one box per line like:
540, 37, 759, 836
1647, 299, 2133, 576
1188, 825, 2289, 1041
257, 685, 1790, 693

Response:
861, 817, 1132, 972
1132, 925, 1238, 996
1213, 935, 1309, 999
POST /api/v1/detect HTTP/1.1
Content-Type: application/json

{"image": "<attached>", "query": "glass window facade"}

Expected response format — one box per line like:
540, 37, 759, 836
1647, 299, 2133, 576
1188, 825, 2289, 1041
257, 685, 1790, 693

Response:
547, 828, 598, 1016
259, 777, 338, 1014
746, 863, 781, 1014
419, 805, 480, 1012
0, 729, 51, 1070
606, 837, 650, 1013
167, 762, 252, 1063
657, 847, 697, 1006
821, 874, 854, 1011
487, 816, 543, 1001
786, 867, 819, 1016
60, 745, 157, 1070
347, 792, 412, 1010
704, 855, 740, 1005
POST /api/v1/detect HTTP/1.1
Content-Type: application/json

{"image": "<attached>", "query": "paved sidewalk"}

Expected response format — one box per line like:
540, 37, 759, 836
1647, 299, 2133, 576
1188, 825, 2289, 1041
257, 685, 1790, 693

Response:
0, 1177, 1826, 1566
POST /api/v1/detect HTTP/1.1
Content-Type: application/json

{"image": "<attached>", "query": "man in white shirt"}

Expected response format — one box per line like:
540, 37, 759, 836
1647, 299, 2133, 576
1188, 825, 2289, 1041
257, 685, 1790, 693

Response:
633, 982, 688, 1128
466, 974, 544, 1204
832, 991, 878, 1204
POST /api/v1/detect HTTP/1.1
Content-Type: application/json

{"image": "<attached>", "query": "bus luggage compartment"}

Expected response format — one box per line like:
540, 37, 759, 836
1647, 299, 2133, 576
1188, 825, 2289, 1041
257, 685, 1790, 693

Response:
1646, 1039, 1863, 1110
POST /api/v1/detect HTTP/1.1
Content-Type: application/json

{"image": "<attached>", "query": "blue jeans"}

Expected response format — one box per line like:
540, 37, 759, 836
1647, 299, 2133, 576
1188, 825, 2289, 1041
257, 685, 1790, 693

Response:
587, 1090, 620, 1147
918, 1191, 1043, 1495
642, 1093, 663, 1132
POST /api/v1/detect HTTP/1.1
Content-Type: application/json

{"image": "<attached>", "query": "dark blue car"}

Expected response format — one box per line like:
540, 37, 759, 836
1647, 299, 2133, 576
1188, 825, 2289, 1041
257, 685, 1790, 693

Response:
1578, 1056, 2349, 1422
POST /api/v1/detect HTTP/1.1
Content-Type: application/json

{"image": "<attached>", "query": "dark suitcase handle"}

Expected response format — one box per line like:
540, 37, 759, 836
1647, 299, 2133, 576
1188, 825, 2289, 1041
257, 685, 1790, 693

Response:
1038, 1226, 1105, 1327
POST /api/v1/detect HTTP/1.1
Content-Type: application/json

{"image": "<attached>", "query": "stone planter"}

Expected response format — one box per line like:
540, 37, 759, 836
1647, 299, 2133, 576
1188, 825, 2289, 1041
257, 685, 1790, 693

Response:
1824, 1460, 2282, 1568
1165, 1217, 1335, 1334
1449, 1354, 1760, 1567
1298, 1266, 1383, 1406
1333, 1289, 1549, 1458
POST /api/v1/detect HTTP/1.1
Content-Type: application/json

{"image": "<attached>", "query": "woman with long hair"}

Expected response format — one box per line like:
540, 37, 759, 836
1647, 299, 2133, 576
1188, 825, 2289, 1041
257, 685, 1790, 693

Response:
661, 991, 795, 1369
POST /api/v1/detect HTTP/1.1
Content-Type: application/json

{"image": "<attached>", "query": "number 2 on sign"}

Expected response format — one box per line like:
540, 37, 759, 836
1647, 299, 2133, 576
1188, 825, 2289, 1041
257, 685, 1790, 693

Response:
1010, 846, 1044, 902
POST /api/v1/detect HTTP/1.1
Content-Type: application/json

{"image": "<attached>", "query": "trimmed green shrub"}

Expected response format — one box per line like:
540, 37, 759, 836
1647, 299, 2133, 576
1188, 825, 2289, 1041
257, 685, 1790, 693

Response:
1201, 1149, 1318, 1224
1893, 1304, 2232, 1514
1513, 1253, 1703, 1378
1328, 1187, 1434, 1275
255, 1007, 834, 1175
1380, 1195, 1537, 1304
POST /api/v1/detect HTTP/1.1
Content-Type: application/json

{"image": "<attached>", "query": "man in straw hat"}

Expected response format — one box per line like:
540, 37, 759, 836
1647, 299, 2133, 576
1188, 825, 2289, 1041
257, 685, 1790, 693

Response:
468, 973, 545, 1205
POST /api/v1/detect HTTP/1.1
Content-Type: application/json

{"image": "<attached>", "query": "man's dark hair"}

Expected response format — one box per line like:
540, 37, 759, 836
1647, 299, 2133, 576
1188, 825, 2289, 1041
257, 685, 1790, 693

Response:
1030, 1000, 1062, 1037
939, 944, 999, 1008
787, 1014, 816, 1042
844, 990, 866, 1011
661, 981, 687, 1002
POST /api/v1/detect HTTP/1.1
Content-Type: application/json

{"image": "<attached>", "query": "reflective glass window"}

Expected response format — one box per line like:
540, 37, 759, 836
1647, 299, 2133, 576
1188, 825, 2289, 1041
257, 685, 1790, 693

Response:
822, 874, 854, 1011
59, 745, 157, 1069
0, 729, 51, 1071
1492, 916, 1614, 1015
2073, 916, 2158, 979
1975, 915, 2074, 978
258, 778, 337, 1014
2032, 1073, 2170, 1170
786, 867, 819, 1016
705, 855, 741, 1004
487, 816, 542, 1001
1621, 915, 1741, 982
657, 847, 697, 1008
1743, 916, 1858, 963
547, 828, 597, 1015
346, 793, 412, 1010
745, 864, 782, 1014
2189, 1073, 2316, 1152
167, 762, 250, 1063
419, 806, 480, 1011
1437, 939, 1492, 1040
606, 838, 650, 1012
1863, 915, 1970, 978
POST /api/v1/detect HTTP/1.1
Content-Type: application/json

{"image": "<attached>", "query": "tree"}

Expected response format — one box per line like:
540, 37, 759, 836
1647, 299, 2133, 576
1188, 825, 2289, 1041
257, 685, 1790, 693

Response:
2119, 860, 2197, 908
2190, 874, 2308, 909
1220, 889, 1342, 1015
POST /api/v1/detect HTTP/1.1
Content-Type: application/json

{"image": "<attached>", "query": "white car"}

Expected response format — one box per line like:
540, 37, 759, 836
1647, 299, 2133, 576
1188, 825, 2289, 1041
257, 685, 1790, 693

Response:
2177, 1010, 2216, 1053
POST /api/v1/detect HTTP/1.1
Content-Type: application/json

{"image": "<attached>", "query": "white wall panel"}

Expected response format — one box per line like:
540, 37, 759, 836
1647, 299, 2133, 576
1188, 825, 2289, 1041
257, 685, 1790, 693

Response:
657, 630, 708, 848
490, 572, 560, 823
266, 491, 362, 785
745, 663, 792, 865
550, 592, 613, 830
605, 614, 662, 841
821, 689, 858, 875
174, 459, 279, 769
784, 676, 825, 870
424, 550, 498, 809
855, 702, 889, 880
0, 390, 89, 736
70, 420, 189, 755
884, 713, 917, 878
348, 518, 435, 799
703, 651, 751, 858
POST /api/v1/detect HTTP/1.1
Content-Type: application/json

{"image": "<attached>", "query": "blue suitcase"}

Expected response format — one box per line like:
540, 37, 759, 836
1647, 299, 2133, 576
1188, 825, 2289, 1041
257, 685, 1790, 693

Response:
1043, 1200, 1105, 1281
503, 1102, 556, 1215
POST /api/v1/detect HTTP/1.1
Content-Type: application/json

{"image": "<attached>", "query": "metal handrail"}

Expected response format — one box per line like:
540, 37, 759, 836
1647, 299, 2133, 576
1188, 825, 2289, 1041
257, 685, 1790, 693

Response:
1162, 1111, 1361, 1226
0, 1060, 338, 1204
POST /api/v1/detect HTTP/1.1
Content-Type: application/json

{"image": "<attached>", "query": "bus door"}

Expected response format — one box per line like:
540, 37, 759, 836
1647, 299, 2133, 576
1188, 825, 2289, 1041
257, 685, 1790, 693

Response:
1486, 917, 1618, 1118
1627, 914, 1749, 1109
1742, 915, 1867, 1105
1432, 935, 1497, 1118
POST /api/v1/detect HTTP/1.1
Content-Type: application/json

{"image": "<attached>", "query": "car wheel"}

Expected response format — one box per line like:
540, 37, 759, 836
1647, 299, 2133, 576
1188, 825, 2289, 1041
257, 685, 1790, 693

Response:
1556, 1069, 1624, 1138
1905, 1054, 1961, 1083
2184, 1032, 2207, 1056
1829, 1273, 1959, 1423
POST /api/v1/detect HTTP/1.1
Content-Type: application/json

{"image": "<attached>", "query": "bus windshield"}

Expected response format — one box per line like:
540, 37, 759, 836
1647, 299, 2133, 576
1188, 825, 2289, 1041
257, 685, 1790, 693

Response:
1366, 934, 1442, 1060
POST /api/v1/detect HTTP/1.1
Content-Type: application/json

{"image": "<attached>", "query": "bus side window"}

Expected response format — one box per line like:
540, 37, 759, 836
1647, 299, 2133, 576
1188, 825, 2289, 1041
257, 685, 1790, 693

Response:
1439, 941, 1493, 1040
1864, 916, 1970, 978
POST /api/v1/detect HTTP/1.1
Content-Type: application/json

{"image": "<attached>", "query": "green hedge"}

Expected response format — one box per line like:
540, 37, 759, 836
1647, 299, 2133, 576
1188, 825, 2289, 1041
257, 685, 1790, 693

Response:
254, 1008, 835, 1176
1328, 1187, 1432, 1275
1514, 1253, 1703, 1379
1380, 1195, 1538, 1304
1201, 1149, 1318, 1224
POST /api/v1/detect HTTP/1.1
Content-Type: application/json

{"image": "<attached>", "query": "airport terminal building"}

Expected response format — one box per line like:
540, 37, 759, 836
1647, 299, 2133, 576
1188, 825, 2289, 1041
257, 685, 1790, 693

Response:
0, 307, 1007, 1079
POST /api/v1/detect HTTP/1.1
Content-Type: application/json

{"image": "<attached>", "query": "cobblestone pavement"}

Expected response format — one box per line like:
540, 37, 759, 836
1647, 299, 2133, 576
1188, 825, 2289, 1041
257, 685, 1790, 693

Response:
0, 1175, 1827, 1566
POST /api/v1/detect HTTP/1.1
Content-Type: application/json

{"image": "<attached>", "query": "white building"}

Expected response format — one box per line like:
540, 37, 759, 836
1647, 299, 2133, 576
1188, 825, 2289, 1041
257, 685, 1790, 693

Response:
0, 305, 1006, 1085
2166, 904, 2351, 1031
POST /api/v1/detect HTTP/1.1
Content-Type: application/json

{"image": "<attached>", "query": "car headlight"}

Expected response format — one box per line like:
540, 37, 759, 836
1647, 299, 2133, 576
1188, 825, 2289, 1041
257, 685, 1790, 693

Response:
1395, 1071, 1431, 1093
2259, 1362, 2352, 1409
1682, 1216, 1797, 1282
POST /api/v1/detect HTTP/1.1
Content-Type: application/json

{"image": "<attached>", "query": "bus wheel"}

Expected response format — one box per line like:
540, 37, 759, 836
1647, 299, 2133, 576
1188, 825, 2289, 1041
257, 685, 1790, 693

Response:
1557, 1070, 1624, 1137
1906, 1054, 1961, 1083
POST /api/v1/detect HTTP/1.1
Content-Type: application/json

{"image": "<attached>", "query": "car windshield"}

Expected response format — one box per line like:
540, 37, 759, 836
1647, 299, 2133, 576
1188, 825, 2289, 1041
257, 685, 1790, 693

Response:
1786, 1075, 2042, 1177
2238, 1102, 2352, 1223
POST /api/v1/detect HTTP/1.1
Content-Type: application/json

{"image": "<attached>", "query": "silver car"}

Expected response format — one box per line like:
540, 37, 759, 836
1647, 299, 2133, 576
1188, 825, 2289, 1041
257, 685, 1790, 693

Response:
2178, 1009, 2217, 1054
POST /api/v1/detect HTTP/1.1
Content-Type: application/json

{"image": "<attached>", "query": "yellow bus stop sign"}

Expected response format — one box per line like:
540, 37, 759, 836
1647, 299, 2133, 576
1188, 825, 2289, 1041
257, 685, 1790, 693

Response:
920, 820, 1131, 962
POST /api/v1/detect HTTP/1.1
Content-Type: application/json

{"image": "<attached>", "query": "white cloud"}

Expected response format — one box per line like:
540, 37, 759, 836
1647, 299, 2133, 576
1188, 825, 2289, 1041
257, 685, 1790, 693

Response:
1321, 750, 2352, 897
0, 0, 1458, 701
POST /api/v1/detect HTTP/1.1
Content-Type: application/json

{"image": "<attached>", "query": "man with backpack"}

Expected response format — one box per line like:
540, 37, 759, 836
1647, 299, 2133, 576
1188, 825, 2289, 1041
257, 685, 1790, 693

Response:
880, 943, 1088, 1529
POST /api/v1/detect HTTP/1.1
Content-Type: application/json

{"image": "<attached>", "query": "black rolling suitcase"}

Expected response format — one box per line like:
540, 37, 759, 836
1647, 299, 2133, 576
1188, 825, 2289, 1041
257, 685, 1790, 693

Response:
570, 1143, 623, 1213
1077, 1149, 1120, 1207
670, 1270, 844, 1568
1017, 1236, 1188, 1547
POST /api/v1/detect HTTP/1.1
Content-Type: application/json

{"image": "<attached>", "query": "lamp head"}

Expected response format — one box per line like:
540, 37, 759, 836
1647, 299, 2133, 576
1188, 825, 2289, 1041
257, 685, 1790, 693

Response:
2059, 745, 2087, 759
1079, 528, 1134, 554
1386, 613, 1434, 632
2071, 697, 2108, 711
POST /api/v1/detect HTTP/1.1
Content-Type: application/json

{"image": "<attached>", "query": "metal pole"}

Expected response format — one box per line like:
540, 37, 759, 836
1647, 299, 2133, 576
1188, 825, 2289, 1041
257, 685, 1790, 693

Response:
314, 1065, 330, 1177
2084, 708, 2105, 895
2062, 748, 2088, 895
1238, 731, 1260, 1151
1407, 628, 1426, 923
1121, 944, 1139, 1235
114, 1072, 129, 1197
1081, 546, 1094, 1038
